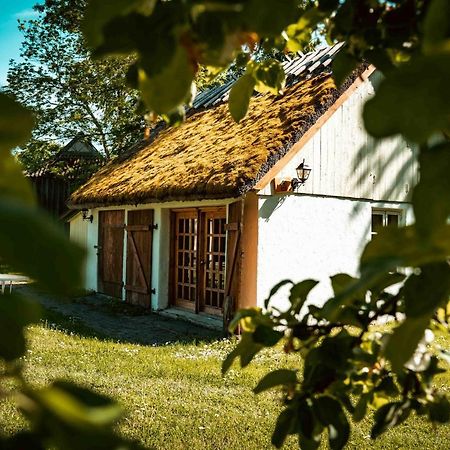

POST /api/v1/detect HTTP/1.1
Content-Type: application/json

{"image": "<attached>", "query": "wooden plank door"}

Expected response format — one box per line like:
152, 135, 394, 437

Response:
200, 210, 227, 315
125, 210, 154, 308
98, 210, 125, 298
171, 210, 198, 311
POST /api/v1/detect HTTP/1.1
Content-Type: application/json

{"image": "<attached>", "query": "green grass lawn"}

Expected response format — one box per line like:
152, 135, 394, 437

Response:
0, 310, 449, 449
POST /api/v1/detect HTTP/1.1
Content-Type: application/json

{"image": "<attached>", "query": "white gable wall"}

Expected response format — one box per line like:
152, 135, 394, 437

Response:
256, 71, 417, 310
259, 72, 418, 202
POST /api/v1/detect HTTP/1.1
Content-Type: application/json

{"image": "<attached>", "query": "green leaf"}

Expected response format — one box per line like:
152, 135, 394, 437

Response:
271, 408, 296, 448
0, 293, 41, 361
0, 94, 34, 154
228, 307, 261, 333
423, 0, 450, 54
82, 0, 150, 48
318, 0, 339, 12
332, 51, 357, 88
383, 317, 430, 373
313, 396, 350, 450
285, 8, 324, 53
228, 74, 256, 123
371, 401, 411, 439
363, 54, 450, 142
33, 381, 122, 429
289, 279, 319, 314
353, 394, 370, 422
253, 325, 283, 347
243, 0, 299, 37
253, 59, 286, 95
404, 263, 450, 318
161, 106, 186, 127
265, 279, 292, 308
413, 143, 450, 237
428, 396, 450, 423
139, 45, 195, 115
253, 369, 297, 394
0, 199, 85, 295
0, 152, 36, 205
330, 274, 358, 298
222, 332, 263, 374
360, 225, 450, 277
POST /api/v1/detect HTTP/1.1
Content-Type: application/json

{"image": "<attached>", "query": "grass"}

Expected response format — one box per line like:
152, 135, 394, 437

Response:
0, 309, 449, 449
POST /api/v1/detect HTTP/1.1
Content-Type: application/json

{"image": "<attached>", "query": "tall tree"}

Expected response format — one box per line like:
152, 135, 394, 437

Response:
6, 0, 145, 161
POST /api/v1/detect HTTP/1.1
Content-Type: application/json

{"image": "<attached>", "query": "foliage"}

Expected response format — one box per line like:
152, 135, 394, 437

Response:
78, 0, 450, 448
15, 139, 61, 174
5, 0, 146, 160
1, 0, 449, 449
0, 90, 145, 447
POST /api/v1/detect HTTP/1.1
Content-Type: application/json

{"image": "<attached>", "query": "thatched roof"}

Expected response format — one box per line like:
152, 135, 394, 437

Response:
70, 67, 358, 208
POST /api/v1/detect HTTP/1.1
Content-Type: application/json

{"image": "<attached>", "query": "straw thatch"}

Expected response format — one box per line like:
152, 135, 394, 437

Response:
70, 72, 351, 207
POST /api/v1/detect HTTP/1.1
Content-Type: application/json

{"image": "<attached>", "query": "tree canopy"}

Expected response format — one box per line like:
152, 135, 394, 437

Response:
5, 0, 146, 161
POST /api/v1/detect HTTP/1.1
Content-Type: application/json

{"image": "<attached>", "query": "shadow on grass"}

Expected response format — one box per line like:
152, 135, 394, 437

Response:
36, 298, 223, 347
40, 306, 110, 340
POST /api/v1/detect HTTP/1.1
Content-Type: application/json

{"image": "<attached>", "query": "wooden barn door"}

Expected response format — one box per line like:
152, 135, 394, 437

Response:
98, 210, 125, 298
125, 210, 154, 308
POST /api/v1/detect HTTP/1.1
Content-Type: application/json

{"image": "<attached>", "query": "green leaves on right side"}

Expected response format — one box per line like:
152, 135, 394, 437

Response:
363, 54, 450, 142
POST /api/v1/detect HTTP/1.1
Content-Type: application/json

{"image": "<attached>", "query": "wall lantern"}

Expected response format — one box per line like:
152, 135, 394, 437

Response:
291, 159, 312, 190
81, 209, 94, 223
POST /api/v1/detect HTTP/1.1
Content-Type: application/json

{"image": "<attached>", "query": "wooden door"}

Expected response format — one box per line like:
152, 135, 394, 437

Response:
170, 208, 226, 315
125, 210, 154, 308
171, 210, 198, 311
98, 210, 124, 298
201, 211, 227, 315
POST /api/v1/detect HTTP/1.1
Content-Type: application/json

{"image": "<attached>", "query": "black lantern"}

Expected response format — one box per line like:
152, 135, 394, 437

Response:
81, 209, 94, 223
291, 159, 312, 190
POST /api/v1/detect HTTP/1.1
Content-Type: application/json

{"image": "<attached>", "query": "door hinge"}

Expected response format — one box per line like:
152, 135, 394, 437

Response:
151, 224, 158, 230
151, 288, 156, 295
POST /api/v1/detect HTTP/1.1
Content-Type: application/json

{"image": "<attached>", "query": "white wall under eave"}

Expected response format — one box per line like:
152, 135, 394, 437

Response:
256, 194, 413, 312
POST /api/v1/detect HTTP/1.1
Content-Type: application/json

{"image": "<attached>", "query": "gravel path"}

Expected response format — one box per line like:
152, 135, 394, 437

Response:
17, 286, 221, 345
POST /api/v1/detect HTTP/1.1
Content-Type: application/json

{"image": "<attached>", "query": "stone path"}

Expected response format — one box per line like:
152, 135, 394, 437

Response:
17, 286, 221, 345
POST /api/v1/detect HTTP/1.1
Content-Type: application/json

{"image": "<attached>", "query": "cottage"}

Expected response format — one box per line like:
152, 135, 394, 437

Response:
67, 45, 417, 326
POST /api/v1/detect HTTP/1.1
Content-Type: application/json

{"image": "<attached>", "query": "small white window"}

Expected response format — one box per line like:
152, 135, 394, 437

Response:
371, 209, 401, 238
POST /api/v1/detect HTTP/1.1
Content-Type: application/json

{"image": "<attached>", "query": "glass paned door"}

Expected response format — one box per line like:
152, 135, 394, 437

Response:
171, 208, 226, 315
172, 210, 198, 311
202, 212, 227, 313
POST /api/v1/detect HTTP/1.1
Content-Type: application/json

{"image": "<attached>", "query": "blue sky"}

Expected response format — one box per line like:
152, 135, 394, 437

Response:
0, 0, 43, 86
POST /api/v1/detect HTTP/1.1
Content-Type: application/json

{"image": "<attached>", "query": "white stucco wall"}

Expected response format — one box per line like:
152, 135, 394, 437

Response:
70, 198, 235, 308
69, 213, 89, 286
256, 194, 413, 311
